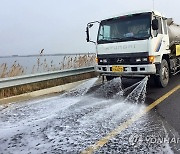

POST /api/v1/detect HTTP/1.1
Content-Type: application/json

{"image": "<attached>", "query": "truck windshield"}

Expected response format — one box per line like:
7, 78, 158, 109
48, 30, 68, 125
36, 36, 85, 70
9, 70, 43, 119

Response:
97, 13, 151, 44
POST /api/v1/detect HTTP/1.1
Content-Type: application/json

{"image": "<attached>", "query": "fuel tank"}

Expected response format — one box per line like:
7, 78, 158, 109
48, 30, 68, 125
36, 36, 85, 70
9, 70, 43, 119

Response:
167, 18, 180, 44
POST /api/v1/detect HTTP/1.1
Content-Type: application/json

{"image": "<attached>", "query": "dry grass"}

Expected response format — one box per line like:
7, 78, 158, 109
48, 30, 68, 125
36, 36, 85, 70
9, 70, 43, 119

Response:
0, 62, 25, 78
0, 53, 96, 78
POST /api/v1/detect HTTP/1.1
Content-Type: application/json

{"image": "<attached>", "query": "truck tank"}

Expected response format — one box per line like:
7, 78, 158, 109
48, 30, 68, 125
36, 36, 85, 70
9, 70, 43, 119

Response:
167, 18, 180, 45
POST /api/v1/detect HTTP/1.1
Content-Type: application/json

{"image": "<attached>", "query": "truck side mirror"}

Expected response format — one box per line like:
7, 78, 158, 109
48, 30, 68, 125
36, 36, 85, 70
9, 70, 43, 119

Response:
86, 27, 90, 42
152, 19, 159, 30
86, 24, 94, 42
86, 22, 98, 44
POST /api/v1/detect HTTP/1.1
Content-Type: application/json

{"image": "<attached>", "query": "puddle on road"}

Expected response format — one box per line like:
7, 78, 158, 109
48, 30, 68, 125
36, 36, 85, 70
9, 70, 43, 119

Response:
0, 77, 178, 154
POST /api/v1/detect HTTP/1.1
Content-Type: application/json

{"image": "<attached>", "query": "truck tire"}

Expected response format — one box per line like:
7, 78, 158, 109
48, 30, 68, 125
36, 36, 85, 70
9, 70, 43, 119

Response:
154, 59, 169, 87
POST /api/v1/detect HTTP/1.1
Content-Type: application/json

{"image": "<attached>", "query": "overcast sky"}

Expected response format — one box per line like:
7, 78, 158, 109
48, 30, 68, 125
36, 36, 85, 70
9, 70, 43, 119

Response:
0, 0, 180, 56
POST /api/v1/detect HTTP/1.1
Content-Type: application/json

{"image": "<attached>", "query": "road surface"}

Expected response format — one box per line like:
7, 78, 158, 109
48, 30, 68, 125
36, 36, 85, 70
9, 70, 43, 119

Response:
0, 74, 179, 154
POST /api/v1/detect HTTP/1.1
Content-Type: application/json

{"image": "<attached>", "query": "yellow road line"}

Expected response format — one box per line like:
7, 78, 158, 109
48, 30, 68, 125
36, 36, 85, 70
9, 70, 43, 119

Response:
81, 84, 180, 154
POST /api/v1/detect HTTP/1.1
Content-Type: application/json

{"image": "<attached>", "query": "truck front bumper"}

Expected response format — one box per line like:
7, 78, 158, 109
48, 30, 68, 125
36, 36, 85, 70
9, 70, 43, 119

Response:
95, 64, 156, 77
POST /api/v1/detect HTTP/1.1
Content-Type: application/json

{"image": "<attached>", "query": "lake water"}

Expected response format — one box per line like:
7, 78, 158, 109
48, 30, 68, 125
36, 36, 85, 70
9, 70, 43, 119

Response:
0, 53, 96, 78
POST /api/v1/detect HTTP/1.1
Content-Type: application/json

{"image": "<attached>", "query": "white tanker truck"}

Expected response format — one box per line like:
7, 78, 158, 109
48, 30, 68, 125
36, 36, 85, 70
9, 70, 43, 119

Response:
86, 10, 180, 87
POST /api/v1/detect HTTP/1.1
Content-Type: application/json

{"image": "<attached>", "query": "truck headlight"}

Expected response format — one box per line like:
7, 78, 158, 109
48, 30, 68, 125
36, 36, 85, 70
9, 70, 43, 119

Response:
102, 59, 107, 63
136, 58, 141, 62
99, 58, 108, 63
142, 58, 148, 62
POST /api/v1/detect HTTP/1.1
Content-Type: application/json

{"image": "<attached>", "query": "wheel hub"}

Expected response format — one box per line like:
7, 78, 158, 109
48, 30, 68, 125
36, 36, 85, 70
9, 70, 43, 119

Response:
162, 66, 169, 80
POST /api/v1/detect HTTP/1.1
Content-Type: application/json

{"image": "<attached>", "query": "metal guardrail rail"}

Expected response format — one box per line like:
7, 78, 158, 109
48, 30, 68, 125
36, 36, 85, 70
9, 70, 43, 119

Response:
0, 66, 95, 89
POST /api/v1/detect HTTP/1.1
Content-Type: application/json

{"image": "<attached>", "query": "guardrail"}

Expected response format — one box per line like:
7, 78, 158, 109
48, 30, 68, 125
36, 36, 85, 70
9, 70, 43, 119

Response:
0, 66, 95, 88
0, 67, 96, 99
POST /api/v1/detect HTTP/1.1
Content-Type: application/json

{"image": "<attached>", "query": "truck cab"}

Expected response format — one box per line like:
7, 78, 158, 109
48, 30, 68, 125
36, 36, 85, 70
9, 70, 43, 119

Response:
86, 10, 180, 87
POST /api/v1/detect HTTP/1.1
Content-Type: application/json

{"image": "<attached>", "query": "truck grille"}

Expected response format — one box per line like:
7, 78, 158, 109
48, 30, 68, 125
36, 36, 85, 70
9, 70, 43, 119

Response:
97, 52, 149, 65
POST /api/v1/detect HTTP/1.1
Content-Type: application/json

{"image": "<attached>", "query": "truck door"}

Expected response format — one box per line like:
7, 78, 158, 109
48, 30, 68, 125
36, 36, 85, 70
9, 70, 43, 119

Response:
162, 18, 169, 51
152, 17, 164, 53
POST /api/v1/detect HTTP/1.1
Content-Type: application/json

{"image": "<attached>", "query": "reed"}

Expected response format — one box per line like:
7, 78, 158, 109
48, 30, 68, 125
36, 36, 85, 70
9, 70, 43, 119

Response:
0, 53, 96, 78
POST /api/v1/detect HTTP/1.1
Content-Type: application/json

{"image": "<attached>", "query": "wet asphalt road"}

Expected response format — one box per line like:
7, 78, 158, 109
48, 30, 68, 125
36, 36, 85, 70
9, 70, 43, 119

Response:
94, 74, 180, 154
0, 74, 179, 154
122, 74, 180, 133
146, 74, 180, 134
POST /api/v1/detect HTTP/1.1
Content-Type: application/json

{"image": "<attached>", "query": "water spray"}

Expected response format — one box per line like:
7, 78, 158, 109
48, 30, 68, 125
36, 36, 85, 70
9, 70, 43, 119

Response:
124, 76, 149, 104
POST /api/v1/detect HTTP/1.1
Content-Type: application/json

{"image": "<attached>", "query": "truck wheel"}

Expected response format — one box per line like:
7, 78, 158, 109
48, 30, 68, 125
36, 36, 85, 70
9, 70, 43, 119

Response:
154, 59, 169, 87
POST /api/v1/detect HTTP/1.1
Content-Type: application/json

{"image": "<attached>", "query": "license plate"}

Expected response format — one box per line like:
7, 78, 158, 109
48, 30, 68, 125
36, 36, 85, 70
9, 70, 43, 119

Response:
112, 66, 124, 72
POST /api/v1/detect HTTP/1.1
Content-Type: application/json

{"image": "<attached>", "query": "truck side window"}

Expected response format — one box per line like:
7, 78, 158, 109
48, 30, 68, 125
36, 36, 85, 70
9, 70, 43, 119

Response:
157, 17, 163, 34
99, 25, 111, 40
163, 19, 168, 34
153, 17, 162, 36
